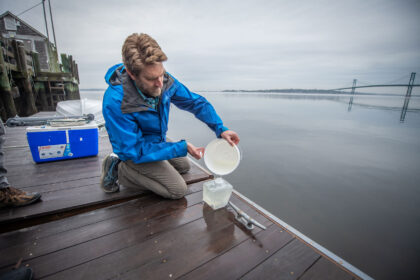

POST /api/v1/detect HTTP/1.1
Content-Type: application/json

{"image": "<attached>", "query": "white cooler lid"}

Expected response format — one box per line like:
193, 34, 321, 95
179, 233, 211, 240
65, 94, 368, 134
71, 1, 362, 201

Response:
26, 123, 98, 132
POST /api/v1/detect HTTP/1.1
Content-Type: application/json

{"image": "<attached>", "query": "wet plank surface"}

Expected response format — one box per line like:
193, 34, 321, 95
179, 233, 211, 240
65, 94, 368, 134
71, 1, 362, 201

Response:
0, 125, 212, 229
0, 122, 359, 279
0, 181, 357, 280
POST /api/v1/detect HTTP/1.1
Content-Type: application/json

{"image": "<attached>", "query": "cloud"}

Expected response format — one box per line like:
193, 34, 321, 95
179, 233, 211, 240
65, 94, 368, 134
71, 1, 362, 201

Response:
1, 0, 419, 90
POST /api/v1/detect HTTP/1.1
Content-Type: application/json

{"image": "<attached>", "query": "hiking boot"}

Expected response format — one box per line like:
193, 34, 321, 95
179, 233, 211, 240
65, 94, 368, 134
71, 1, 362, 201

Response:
100, 153, 120, 193
0, 186, 42, 208
0, 267, 33, 280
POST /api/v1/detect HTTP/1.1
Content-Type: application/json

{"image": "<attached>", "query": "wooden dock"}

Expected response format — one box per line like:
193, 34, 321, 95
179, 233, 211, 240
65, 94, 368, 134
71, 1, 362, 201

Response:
0, 123, 367, 279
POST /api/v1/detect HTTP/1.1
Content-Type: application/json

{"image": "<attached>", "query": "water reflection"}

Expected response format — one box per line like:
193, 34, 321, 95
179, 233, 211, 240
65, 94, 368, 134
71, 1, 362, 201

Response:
220, 92, 343, 101
348, 95, 354, 111
346, 91, 416, 122
202, 204, 235, 254
400, 95, 411, 122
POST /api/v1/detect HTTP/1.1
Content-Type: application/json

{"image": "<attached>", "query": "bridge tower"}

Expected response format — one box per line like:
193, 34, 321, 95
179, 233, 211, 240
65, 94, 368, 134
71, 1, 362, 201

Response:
348, 79, 357, 111
400, 72, 416, 122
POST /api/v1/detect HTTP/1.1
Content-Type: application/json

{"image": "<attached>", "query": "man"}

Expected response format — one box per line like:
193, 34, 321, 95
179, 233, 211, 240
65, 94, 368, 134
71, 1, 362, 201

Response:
100, 33, 239, 199
0, 119, 42, 208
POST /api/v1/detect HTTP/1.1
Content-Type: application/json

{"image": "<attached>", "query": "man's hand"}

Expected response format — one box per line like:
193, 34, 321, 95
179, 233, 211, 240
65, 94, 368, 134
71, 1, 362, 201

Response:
187, 142, 205, 160
221, 130, 240, 146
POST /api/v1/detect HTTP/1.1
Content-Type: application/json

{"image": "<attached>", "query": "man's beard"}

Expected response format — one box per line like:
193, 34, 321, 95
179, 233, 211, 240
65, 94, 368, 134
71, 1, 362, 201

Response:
136, 81, 161, 97
145, 87, 162, 97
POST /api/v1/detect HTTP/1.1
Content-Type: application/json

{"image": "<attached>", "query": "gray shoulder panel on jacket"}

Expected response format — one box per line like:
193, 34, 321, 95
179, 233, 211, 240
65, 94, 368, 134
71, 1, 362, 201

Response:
120, 71, 150, 113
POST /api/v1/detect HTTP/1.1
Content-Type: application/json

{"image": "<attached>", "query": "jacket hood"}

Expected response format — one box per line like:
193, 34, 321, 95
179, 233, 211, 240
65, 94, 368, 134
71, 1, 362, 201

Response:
105, 63, 124, 86
104, 63, 175, 114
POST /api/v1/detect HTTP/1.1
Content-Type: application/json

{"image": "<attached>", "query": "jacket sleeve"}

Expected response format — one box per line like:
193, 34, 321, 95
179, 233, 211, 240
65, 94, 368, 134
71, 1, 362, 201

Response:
170, 81, 228, 137
103, 90, 188, 164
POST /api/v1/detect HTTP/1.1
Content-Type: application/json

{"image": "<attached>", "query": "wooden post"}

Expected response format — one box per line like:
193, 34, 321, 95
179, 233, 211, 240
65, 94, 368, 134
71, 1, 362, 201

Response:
64, 82, 80, 100
31, 52, 49, 111
74, 62, 79, 83
47, 42, 60, 72
34, 82, 48, 110
72, 60, 77, 79
0, 97, 6, 121
68, 55, 73, 76
32, 52, 41, 75
74, 82, 80, 99
0, 46, 17, 119
16, 41, 37, 116
60, 53, 70, 73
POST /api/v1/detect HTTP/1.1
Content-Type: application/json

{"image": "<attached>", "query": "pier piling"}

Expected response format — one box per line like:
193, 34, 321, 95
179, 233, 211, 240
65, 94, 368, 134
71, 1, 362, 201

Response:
16, 41, 37, 116
0, 46, 17, 118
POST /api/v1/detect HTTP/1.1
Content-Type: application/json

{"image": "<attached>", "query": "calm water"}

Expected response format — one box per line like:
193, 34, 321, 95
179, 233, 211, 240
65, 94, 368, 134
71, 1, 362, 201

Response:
82, 90, 420, 280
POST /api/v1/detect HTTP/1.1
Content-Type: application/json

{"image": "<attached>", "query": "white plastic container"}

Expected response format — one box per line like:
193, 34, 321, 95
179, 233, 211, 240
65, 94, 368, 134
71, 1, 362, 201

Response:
203, 178, 233, 210
203, 138, 241, 176
202, 138, 241, 210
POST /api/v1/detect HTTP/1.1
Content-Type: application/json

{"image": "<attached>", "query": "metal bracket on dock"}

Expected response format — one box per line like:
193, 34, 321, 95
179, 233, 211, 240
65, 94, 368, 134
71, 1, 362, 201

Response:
228, 201, 266, 230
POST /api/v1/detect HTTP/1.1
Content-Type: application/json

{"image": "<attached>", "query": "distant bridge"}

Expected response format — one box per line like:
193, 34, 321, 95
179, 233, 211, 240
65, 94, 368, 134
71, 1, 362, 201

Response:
331, 72, 418, 91
338, 72, 417, 122
332, 84, 420, 91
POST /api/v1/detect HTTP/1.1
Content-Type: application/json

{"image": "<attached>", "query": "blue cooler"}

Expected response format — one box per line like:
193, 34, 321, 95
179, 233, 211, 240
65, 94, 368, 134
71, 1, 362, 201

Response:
26, 124, 99, 163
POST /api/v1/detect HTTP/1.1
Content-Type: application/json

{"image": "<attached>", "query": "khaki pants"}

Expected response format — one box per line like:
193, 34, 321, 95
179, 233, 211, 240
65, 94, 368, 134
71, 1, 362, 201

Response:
118, 156, 190, 199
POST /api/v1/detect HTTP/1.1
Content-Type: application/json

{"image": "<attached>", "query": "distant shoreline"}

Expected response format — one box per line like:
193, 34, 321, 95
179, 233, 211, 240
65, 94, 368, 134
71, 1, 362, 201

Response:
221, 89, 401, 95
80, 88, 106, 91
223, 89, 343, 94
80, 88, 408, 96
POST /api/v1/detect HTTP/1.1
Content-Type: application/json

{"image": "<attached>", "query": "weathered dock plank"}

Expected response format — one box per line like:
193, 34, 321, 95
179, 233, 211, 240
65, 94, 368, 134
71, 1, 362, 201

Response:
240, 238, 320, 280
118, 196, 272, 280
0, 191, 204, 273
0, 181, 203, 251
0, 183, 143, 226
299, 257, 354, 280
179, 224, 292, 280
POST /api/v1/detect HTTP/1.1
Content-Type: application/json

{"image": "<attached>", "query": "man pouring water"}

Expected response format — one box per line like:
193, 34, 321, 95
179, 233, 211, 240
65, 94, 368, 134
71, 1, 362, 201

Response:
100, 33, 239, 199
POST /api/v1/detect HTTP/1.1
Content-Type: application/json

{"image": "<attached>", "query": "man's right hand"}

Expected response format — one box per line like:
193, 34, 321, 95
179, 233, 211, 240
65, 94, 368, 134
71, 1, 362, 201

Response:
187, 142, 205, 160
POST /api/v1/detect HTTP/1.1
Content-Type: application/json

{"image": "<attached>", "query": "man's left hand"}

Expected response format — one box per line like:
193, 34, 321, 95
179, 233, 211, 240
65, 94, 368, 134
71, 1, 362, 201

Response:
221, 130, 240, 146
187, 142, 205, 160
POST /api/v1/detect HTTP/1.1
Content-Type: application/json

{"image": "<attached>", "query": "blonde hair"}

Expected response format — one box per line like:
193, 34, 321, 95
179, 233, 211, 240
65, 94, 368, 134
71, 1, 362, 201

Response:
122, 33, 167, 76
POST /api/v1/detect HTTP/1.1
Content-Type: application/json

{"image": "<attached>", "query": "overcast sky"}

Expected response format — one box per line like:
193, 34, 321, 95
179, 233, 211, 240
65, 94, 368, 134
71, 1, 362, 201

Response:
1, 0, 420, 91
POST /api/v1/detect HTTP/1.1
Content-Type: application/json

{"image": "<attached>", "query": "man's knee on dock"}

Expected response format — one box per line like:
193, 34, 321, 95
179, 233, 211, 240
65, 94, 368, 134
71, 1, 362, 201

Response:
168, 182, 188, 200
115, 159, 188, 199
170, 157, 191, 174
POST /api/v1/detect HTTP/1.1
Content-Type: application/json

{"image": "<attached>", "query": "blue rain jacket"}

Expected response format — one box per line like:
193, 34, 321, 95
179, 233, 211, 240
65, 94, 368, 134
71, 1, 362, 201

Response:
103, 63, 228, 164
